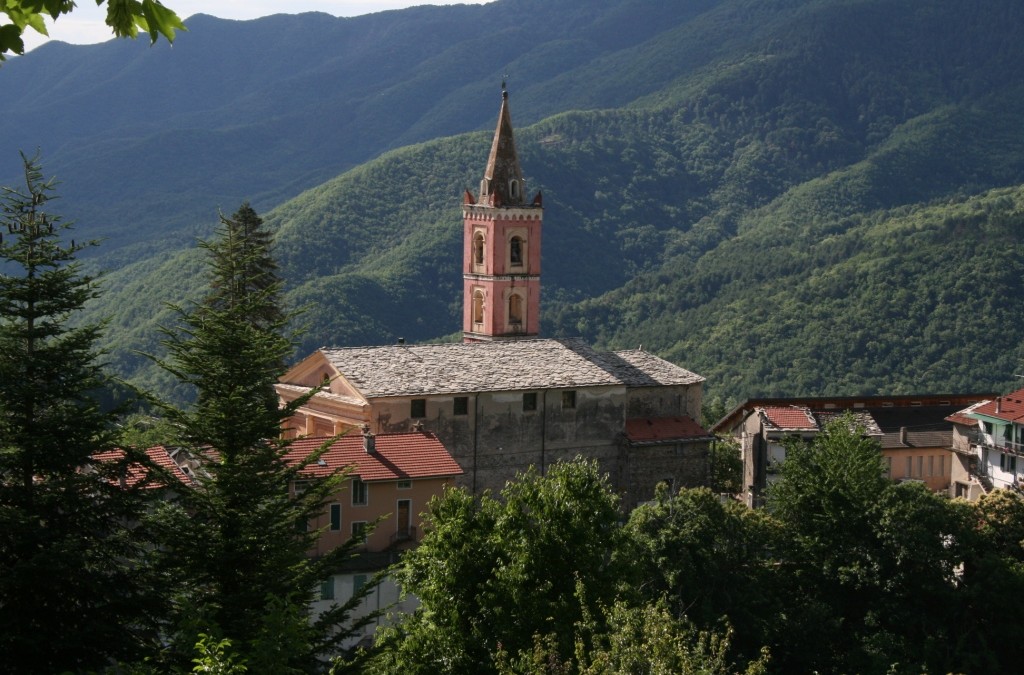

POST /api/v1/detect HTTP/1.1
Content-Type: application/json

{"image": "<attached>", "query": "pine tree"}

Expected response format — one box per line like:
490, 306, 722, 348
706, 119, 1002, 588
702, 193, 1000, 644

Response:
152, 203, 373, 671
0, 154, 159, 673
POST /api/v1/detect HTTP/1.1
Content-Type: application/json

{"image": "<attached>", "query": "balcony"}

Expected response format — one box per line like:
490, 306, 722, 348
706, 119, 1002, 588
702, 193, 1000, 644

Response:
388, 525, 417, 549
969, 429, 1024, 457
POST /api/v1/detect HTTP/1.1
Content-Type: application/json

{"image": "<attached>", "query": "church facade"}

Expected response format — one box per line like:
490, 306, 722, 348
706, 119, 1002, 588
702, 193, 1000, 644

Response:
277, 86, 712, 507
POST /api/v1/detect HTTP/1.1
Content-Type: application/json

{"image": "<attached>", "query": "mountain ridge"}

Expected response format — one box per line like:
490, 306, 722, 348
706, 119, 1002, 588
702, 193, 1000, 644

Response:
3, 0, 1024, 403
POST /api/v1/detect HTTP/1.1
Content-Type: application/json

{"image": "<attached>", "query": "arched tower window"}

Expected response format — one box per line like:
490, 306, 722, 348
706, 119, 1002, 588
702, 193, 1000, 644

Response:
508, 293, 523, 327
473, 290, 485, 325
474, 232, 485, 266
509, 179, 520, 201
510, 236, 523, 266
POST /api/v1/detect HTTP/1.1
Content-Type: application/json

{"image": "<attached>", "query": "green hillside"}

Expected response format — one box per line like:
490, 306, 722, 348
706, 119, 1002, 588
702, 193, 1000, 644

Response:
8, 0, 1024, 403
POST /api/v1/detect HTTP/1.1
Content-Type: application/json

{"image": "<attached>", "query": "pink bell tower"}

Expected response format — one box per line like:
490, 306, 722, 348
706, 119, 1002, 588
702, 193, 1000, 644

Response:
462, 83, 543, 342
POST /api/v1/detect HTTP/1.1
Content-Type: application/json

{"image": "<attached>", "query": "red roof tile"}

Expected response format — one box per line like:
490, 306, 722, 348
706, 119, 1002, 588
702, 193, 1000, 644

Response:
760, 406, 818, 431
90, 446, 193, 488
625, 416, 711, 443
286, 431, 462, 482
971, 388, 1024, 424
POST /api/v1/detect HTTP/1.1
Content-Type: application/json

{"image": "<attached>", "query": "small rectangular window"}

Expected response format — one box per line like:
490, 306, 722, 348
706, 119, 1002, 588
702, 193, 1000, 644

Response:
939, 456, 945, 476
329, 503, 342, 531
352, 521, 367, 544
397, 479, 412, 489
320, 578, 335, 601
352, 478, 368, 506
411, 399, 426, 418
928, 456, 934, 478
523, 392, 537, 412
905, 457, 912, 478
562, 390, 576, 409
454, 396, 468, 415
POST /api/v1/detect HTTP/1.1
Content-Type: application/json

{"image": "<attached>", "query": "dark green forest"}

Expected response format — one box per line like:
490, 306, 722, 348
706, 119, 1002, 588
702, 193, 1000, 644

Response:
4, 0, 1024, 402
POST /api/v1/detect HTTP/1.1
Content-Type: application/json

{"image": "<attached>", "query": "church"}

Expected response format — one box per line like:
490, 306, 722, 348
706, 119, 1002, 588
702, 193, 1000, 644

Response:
276, 85, 712, 507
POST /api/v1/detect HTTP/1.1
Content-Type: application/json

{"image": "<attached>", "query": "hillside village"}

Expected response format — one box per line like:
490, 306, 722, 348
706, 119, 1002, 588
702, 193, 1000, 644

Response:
5, 1, 1024, 673
130, 87, 1024, 660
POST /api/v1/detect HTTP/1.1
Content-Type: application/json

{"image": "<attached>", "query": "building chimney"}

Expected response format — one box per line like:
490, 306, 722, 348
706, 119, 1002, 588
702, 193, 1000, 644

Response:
899, 426, 907, 445
997, 397, 1002, 414
361, 423, 375, 454
398, 337, 405, 345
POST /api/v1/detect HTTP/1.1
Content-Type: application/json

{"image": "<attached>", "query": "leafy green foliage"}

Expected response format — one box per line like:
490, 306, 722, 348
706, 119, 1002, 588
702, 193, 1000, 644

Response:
0, 0, 184, 59
620, 487, 780, 667
0, 154, 161, 671
373, 459, 623, 673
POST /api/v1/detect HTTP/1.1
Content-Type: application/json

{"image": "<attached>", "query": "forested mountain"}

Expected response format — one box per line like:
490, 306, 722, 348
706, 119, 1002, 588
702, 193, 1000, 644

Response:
3, 0, 1024, 403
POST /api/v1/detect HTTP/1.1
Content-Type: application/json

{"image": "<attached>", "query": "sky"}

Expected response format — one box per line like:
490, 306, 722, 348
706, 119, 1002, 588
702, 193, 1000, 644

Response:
22, 1, 489, 52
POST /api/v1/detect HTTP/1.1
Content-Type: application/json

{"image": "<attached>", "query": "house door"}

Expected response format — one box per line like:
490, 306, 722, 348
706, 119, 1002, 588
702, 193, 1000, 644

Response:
397, 499, 411, 539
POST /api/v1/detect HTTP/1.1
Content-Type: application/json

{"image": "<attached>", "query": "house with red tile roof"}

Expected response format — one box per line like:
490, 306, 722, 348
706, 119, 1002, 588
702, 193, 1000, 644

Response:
89, 446, 195, 489
286, 428, 462, 556
947, 388, 1024, 496
284, 428, 462, 648
713, 394, 993, 507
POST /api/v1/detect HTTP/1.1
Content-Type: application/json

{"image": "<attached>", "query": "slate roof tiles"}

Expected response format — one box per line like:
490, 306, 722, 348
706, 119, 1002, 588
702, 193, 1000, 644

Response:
318, 338, 702, 398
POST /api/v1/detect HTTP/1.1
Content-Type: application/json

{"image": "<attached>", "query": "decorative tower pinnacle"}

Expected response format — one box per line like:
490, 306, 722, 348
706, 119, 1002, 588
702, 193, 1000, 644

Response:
462, 85, 543, 342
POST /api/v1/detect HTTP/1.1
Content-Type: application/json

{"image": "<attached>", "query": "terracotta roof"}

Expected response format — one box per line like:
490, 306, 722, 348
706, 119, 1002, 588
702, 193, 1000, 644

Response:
760, 406, 818, 432
285, 431, 462, 482
713, 394, 996, 434
625, 416, 712, 443
947, 400, 987, 426
316, 338, 701, 398
90, 446, 193, 488
970, 388, 1024, 424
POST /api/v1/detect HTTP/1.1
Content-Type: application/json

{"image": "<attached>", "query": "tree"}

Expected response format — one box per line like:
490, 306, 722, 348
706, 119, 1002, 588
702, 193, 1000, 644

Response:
1, 0, 184, 59
708, 438, 742, 494
619, 486, 780, 666
149, 203, 373, 671
372, 459, 623, 674
496, 598, 771, 675
765, 415, 891, 673
0, 154, 160, 672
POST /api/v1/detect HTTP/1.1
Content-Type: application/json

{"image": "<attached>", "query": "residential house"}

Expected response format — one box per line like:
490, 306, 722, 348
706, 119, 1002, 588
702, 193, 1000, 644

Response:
947, 388, 1024, 498
713, 394, 992, 507
287, 429, 462, 648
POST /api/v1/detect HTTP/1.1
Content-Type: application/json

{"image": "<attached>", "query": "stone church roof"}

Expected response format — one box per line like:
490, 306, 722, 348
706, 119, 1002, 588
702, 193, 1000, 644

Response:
319, 338, 703, 398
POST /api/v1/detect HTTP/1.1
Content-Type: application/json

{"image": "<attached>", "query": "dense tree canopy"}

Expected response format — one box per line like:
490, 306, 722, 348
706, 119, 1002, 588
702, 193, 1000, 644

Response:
0, 155, 160, 672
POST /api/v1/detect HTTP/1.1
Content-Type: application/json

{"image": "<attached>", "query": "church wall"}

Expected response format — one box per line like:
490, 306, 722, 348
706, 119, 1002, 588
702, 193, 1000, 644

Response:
626, 384, 702, 420
622, 441, 711, 510
366, 386, 628, 496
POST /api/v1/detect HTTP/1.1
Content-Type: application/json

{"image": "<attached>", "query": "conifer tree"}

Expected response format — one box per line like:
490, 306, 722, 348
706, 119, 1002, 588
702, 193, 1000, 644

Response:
0, 154, 159, 672
152, 203, 373, 671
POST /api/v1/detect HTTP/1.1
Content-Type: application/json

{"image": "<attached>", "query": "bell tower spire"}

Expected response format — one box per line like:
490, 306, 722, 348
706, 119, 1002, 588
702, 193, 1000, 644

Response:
462, 84, 543, 342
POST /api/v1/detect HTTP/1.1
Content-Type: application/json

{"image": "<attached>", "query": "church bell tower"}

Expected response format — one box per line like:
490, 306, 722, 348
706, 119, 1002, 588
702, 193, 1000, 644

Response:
462, 84, 543, 342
